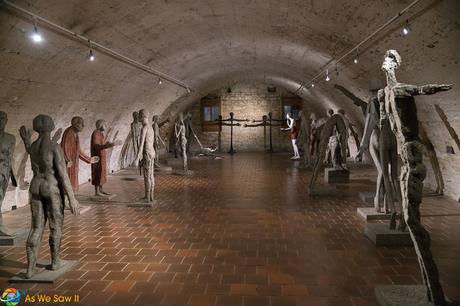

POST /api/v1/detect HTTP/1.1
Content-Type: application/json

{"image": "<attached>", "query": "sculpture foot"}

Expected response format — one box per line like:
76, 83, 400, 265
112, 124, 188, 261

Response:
51, 260, 64, 271
290, 156, 300, 160
25, 268, 38, 279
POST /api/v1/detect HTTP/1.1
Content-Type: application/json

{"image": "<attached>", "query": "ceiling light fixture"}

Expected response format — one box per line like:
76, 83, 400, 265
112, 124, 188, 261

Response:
88, 40, 95, 61
403, 20, 411, 35
325, 69, 330, 82
31, 17, 42, 43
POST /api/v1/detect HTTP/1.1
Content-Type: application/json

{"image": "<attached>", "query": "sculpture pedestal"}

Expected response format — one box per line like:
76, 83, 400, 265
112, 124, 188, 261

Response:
364, 223, 412, 246
128, 200, 157, 207
359, 192, 375, 204
9, 260, 78, 283
89, 194, 117, 202
324, 168, 349, 183
375, 285, 434, 306
357, 207, 392, 221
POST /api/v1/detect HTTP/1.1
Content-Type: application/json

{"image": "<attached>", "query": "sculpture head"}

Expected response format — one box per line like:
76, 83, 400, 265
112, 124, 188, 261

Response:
71, 116, 84, 132
327, 109, 334, 117
33, 114, 55, 134
132, 111, 139, 122
0, 111, 7, 132
381, 49, 401, 73
152, 115, 159, 123
139, 109, 149, 125
230, 112, 234, 118
96, 119, 107, 132
310, 113, 316, 121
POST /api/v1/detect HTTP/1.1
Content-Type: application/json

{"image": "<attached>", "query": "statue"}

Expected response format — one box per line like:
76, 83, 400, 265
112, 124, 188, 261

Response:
296, 111, 311, 167
152, 115, 166, 170
19, 115, 79, 279
131, 112, 142, 157
91, 120, 120, 197
174, 113, 188, 172
309, 112, 329, 161
344, 84, 401, 224
0, 111, 17, 213
379, 49, 452, 305
133, 110, 155, 202
280, 112, 300, 160
61, 117, 99, 192
183, 112, 202, 153
309, 114, 348, 190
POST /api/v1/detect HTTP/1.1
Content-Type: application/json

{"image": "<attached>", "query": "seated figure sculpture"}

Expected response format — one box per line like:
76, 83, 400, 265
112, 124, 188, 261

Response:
19, 115, 79, 279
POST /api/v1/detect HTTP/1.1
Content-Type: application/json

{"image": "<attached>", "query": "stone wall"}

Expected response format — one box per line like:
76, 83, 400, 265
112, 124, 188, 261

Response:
183, 83, 310, 153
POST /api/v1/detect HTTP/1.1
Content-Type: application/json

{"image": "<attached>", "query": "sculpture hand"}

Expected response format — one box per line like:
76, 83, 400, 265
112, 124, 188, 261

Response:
90, 156, 100, 164
439, 84, 453, 91
69, 197, 80, 216
19, 126, 32, 142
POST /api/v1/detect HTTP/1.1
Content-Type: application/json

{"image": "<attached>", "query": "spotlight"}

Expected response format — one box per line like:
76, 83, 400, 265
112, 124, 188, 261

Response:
403, 20, 411, 35
354, 48, 359, 64
187, 88, 191, 93
325, 69, 330, 82
158, 78, 162, 85
31, 17, 42, 43
311, 83, 315, 88
89, 49, 95, 61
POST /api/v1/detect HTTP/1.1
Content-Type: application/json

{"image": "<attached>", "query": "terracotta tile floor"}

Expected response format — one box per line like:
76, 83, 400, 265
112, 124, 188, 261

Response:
1, 153, 460, 306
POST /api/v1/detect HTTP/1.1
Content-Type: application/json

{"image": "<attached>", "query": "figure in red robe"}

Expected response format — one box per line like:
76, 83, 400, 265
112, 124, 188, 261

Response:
61, 117, 98, 192
91, 119, 120, 196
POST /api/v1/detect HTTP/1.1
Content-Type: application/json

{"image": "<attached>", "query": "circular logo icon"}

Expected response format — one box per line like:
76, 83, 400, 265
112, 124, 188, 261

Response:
1, 288, 21, 306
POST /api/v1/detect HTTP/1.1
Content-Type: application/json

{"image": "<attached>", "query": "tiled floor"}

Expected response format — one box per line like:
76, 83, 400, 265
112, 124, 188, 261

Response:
1, 153, 459, 306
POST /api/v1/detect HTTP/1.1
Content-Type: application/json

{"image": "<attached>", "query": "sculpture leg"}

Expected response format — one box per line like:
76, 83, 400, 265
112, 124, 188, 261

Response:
0, 175, 7, 211
150, 160, 155, 201
428, 151, 444, 195
380, 140, 396, 228
369, 132, 383, 212
26, 197, 46, 278
47, 192, 64, 270
303, 143, 310, 166
401, 141, 446, 306
292, 139, 300, 158
143, 160, 154, 202
309, 137, 329, 190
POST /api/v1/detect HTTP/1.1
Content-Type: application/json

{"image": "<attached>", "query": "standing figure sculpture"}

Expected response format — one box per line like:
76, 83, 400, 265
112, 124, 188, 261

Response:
175, 113, 188, 172
0, 111, 17, 213
61, 117, 99, 192
183, 112, 203, 153
309, 114, 348, 190
379, 49, 452, 305
281, 113, 300, 159
152, 115, 166, 170
297, 111, 311, 167
91, 120, 120, 197
19, 115, 79, 279
343, 85, 401, 224
133, 110, 155, 202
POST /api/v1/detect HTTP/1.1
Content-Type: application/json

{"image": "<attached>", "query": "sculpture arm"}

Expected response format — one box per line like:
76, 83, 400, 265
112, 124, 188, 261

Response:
9, 137, 17, 187
334, 84, 368, 116
53, 144, 79, 215
357, 110, 376, 156
402, 84, 452, 96
135, 127, 147, 162
19, 126, 32, 154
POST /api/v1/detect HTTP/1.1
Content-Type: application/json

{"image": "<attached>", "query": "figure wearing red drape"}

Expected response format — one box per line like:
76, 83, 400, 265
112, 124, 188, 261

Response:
61, 126, 91, 191
91, 130, 110, 186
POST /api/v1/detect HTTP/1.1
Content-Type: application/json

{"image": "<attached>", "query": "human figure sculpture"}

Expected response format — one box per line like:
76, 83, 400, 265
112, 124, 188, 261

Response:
19, 115, 79, 279
61, 117, 99, 192
281, 113, 300, 159
419, 125, 444, 195
152, 115, 166, 170
91, 120, 120, 196
296, 111, 311, 167
133, 110, 155, 202
0, 111, 17, 213
379, 49, 452, 306
131, 112, 142, 157
344, 85, 401, 223
310, 111, 331, 162
175, 113, 188, 172
183, 112, 202, 153
309, 114, 348, 190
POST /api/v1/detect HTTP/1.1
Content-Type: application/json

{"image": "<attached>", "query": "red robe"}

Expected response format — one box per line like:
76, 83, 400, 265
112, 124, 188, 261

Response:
91, 130, 110, 186
61, 127, 91, 191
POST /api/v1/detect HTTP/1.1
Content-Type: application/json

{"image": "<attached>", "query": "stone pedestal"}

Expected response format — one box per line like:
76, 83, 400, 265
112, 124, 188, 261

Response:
324, 168, 349, 183
9, 260, 78, 283
359, 191, 375, 204
0, 228, 28, 246
357, 207, 392, 221
364, 223, 412, 246
375, 285, 433, 306
89, 194, 117, 202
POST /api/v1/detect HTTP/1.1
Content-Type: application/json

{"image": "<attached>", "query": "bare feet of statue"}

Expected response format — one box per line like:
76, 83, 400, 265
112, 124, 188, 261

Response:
51, 259, 64, 271
291, 156, 300, 160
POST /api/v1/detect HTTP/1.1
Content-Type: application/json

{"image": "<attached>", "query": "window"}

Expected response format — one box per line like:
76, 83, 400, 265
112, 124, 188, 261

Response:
201, 97, 221, 132
281, 97, 302, 127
